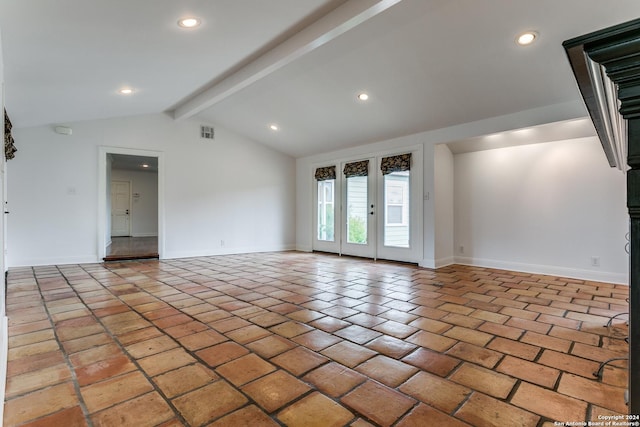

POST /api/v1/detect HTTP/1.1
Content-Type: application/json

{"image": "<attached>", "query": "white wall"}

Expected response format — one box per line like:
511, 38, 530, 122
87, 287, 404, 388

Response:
297, 103, 590, 268
296, 116, 629, 284
434, 144, 454, 267
7, 113, 296, 266
454, 137, 628, 283
111, 168, 158, 237
0, 25, 8, 426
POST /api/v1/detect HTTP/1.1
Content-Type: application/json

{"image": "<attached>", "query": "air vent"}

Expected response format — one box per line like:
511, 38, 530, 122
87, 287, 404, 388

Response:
200, 126, 215, 140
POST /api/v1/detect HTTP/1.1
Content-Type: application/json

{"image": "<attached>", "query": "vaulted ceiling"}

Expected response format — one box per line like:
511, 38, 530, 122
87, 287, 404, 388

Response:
2, 0, 640, 157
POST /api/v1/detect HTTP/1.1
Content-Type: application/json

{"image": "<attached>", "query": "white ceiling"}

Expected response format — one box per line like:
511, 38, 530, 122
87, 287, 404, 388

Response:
2, 0, 639, 158
110, 154, 158, 173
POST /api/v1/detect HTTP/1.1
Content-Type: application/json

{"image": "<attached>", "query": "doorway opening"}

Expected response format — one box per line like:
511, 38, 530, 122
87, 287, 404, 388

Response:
98, 147, 164, 261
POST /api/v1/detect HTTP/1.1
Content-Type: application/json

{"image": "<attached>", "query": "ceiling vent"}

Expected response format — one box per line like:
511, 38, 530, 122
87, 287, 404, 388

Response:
200, 125, 215, 140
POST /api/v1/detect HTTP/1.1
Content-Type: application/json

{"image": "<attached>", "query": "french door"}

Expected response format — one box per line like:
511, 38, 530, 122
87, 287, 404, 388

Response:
313, 151, 421, 263
341, 159, 376, 258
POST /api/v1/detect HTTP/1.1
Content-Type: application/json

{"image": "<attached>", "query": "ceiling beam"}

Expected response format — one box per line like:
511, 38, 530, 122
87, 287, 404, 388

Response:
171, 0, 404, 121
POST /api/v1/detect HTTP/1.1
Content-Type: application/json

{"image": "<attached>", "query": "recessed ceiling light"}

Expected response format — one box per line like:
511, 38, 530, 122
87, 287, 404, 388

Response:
178, 17, 201, 28
118, 88, 133, 95
516, 31, 538, 46
357, 93, 369, 101
270, 124, 279, 131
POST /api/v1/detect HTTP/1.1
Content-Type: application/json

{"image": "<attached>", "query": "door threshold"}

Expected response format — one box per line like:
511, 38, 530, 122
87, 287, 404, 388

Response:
103, 253, 159, 262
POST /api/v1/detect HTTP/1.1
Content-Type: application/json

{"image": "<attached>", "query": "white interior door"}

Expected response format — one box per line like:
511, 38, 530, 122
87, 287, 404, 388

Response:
111, 180, 131, 237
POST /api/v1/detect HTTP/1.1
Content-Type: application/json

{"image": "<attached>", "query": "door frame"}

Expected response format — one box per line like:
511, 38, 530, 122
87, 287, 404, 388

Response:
98, 146, 164, 260
376, 150, 423, 263
312, 168, 342, 254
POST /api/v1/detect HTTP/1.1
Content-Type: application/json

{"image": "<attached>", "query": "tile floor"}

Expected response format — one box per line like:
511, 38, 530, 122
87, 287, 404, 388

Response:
104, 237, 158, 261
2, 252, 630, 427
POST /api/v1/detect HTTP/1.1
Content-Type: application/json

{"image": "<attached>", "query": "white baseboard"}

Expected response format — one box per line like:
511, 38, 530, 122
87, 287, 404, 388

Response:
163, 244, 297, 260
9, 245, 298, 267
435, 256, 455, 269
131, 233, 158, 238
0, 315, 7, 426
9, 255, 100, 268
419, 259, 435, 269
419, 256, 454, 269
455, 256, 628, 285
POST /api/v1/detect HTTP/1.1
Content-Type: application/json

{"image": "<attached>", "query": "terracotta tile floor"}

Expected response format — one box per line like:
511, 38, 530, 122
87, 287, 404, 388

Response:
3, 252, 629, 426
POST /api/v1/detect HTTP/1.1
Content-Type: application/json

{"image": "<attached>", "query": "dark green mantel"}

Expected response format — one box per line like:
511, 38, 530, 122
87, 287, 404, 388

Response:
564, 17, 640, 414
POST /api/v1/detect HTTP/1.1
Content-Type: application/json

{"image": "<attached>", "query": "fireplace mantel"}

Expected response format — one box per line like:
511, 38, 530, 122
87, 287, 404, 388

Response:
564, 17, 640, 413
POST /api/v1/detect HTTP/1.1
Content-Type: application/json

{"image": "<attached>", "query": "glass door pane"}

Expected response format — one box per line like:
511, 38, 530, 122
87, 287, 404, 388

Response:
383, 171, 410, 247
346, 176, 368, 244
317, 180, 335, 241
341, 159, 375, 259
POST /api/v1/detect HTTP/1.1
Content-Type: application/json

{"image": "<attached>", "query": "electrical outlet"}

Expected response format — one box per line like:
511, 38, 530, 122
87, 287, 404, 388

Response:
221, 240, 225, 247
459, 245, 464, 254
591, 256, 600, 267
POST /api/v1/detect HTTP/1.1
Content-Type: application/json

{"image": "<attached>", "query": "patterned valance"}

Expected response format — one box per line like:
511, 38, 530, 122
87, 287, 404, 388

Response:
315, 165, 336, 181
380, 153, 411, 175
4, 109, 16, 160
343, 160, 369, 178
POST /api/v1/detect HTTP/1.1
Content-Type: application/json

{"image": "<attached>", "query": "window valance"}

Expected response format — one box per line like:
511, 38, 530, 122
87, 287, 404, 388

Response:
314, 165, 336, 181
4, 109, 16, 160
380, 153, 411, 175
343, 160, 369, 178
